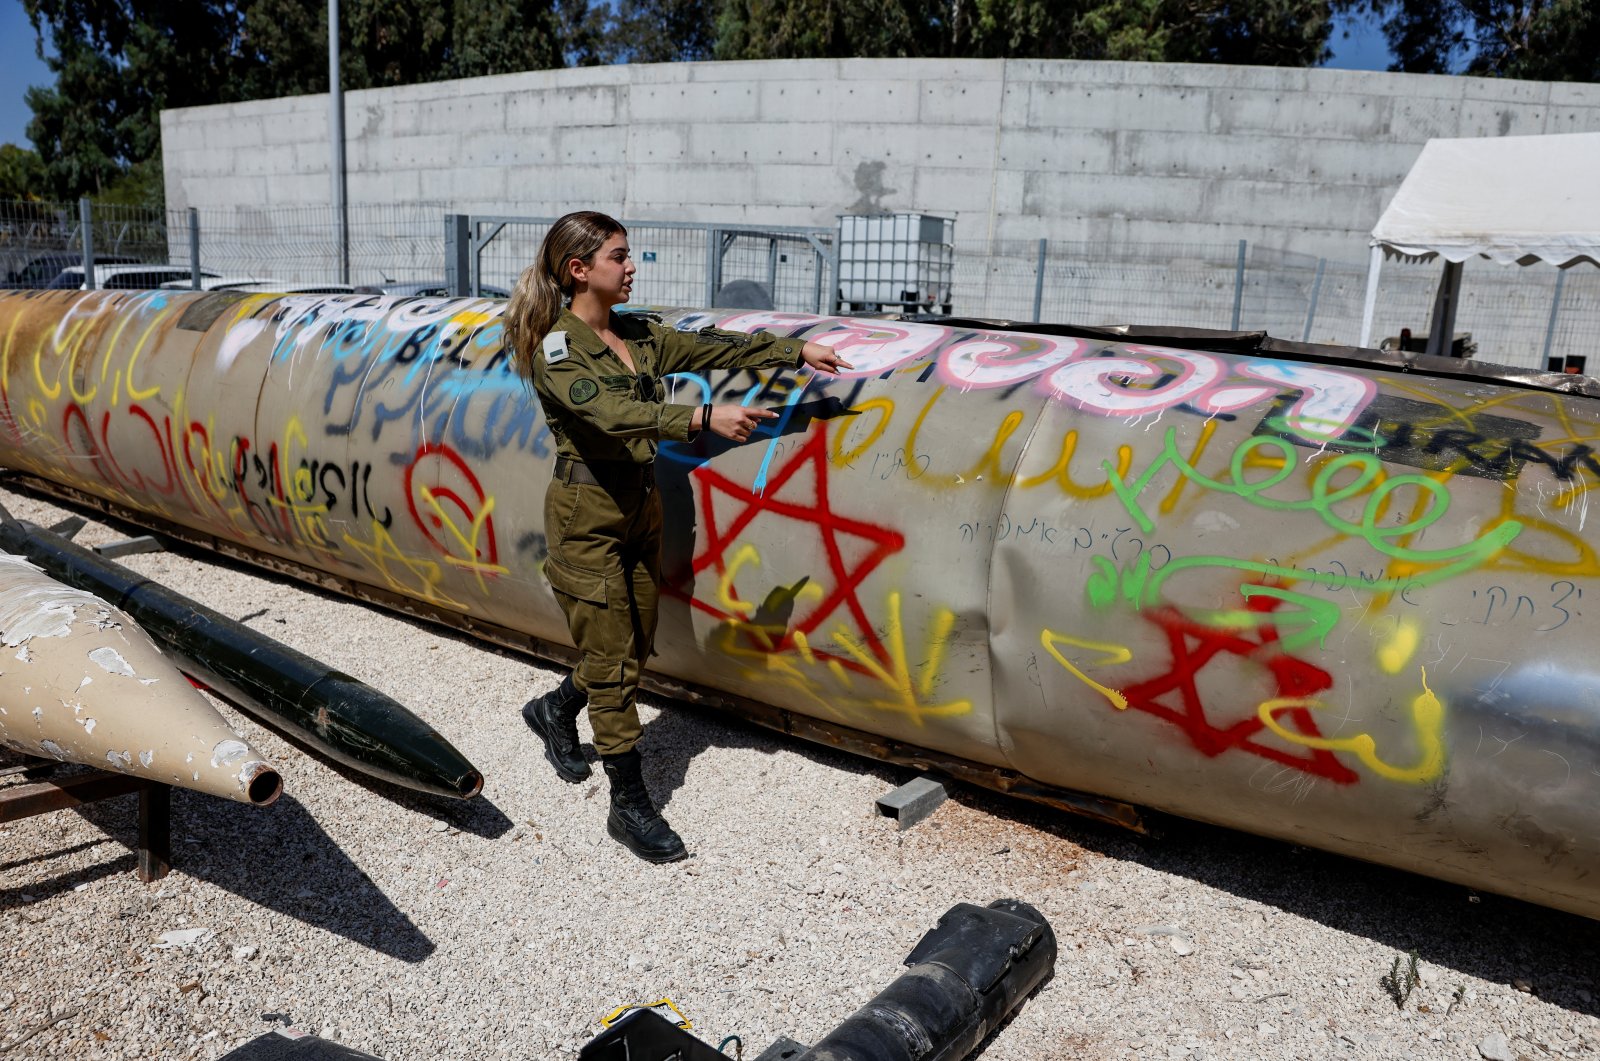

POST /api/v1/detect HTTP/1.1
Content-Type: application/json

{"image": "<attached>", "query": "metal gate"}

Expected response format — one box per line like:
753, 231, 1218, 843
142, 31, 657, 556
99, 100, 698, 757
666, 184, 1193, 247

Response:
444, 214, 834, 313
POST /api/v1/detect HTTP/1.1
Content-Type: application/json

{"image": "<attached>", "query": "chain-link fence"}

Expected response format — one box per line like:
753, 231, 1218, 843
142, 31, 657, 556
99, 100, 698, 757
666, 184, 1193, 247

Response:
1, 199, 176, 286
182, 203, 446, 285
6, 196, 1598, 372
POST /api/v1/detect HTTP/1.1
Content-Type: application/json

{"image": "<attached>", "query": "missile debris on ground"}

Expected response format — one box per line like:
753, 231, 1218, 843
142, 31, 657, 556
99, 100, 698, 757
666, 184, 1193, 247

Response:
874, 774, 949, 830
576, 899, 1057, 1061
0, 550, 281, 806
0, 289, 1597, 919
0, 518, 482, 801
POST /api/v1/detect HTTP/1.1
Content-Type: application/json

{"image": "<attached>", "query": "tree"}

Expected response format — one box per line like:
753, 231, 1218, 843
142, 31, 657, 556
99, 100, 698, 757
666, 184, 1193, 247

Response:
1169, 0, 1336, 67
1346, 0, 1600, 81
715, 0, 952, 59
21, 0, 571, 205
607, 0, 720, 64
0, 144, 48, 200
712, 0, 1335, 65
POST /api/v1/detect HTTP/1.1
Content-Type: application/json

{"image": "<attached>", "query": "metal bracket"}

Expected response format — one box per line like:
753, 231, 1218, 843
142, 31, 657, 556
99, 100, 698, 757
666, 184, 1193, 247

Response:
93, 535, 163, 559
47, 516, 87, 540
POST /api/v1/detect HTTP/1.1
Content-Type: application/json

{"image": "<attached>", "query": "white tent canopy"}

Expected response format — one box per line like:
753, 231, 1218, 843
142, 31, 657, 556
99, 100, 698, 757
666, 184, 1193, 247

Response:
1359, 131, 1600, 351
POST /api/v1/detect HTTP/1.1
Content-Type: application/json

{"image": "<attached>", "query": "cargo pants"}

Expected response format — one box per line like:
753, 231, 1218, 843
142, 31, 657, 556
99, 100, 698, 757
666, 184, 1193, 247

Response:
541, 472, 662, 756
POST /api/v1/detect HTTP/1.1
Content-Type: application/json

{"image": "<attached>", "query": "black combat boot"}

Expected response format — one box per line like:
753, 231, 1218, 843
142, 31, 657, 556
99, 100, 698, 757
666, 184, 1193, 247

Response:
522, 675, 591, 782
601, 749, 687, 863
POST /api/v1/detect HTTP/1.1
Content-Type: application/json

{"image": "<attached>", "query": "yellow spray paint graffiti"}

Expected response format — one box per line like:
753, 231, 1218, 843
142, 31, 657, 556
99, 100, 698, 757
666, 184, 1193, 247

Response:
706, 545, 971, 725
1039, 629, 1131, 710
1256, 668, 1447, 784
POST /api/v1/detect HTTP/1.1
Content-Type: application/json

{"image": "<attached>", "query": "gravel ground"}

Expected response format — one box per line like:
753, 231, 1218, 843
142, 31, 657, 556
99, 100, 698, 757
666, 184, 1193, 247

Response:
1, 483, 1597, 1061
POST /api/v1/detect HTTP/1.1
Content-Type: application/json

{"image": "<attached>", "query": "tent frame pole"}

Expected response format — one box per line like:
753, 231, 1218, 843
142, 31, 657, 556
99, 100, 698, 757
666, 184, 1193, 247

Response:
1425, 259, 1464, 358
1358, 245, 1383, 348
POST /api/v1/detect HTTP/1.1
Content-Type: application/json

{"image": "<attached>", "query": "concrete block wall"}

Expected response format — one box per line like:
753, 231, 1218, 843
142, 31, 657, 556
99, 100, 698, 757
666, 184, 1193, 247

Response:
160, 58, 1600, 362
162, 56, 1600, 261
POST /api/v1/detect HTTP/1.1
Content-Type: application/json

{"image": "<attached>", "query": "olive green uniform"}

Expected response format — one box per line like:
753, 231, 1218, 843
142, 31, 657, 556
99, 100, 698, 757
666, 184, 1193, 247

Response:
531, 308, 804, 755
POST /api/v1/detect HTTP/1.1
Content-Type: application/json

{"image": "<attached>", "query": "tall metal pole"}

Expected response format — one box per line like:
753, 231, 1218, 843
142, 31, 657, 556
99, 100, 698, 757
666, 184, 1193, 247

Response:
329, 0, 349, 284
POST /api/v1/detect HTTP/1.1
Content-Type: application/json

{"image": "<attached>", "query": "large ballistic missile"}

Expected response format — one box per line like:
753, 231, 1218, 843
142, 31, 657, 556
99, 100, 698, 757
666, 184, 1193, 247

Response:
0, 519, 483, 800
0, 288, 1597, 919
0, 551, 281, 805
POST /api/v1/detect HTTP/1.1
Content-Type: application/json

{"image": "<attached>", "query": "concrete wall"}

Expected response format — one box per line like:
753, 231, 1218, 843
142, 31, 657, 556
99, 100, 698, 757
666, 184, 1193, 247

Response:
161, 58, 1600, 262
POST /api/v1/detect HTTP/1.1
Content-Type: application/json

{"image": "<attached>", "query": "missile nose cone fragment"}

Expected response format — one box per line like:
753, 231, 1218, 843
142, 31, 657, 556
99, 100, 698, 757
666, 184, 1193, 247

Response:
0, 552, 282, 806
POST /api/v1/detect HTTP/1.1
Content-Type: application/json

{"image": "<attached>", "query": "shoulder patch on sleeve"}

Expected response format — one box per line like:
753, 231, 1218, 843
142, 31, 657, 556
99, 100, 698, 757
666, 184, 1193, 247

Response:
542, 330, 569, 364
569, 378, 599, 405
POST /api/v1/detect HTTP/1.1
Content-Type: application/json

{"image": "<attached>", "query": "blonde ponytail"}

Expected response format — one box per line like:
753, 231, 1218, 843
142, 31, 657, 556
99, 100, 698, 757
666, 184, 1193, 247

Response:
503, 211, 626, 378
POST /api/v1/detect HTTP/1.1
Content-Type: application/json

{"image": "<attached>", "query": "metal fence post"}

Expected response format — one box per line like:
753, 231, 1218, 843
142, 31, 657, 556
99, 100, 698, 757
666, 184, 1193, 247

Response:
1542, 268, 1568, 370
188, 207, 201, 291
704, 227, 717, 307
1230, 239, 1246, 331
444, 214, 471, 297
1032, 238, 1047, 322
711, 228, 727, 303
1301, 257, 1326, 342
79, 197, 95, 290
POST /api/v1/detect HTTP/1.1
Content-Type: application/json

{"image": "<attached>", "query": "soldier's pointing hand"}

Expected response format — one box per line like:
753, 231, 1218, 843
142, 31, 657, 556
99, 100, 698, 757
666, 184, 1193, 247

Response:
800, 341, 854, 375
708, 405, 780, 443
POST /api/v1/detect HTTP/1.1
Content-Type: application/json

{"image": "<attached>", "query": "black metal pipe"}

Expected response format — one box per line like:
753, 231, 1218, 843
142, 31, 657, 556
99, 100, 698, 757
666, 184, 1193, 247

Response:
0, 519, 483, 800
794, 899, 1056, 1061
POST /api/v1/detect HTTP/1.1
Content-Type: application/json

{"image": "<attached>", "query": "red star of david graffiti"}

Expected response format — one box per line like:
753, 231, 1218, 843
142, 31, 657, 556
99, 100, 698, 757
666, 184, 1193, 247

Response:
684, 426, 905, 667
1120, 596, 1360, 784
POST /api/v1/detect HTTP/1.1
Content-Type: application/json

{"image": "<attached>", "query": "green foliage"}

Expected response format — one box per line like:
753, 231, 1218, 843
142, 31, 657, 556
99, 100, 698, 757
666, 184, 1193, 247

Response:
606, 0, 721, 63
712, 0, 1332, 63
1346, 0, 1600, 80
19, 0, 569, 204
1379, 950, 1422, 1009
715, 0, 951, 60
0, 144, 48, 200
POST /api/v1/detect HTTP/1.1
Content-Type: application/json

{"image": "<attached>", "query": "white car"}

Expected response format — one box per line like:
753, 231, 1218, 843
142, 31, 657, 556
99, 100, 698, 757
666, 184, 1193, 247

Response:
158, 276, 359, 295
48, 264, 220, 290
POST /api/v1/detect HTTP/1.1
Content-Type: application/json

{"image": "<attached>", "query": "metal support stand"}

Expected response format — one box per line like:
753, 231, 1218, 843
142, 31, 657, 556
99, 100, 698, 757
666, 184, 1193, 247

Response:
0, 760, 172, 881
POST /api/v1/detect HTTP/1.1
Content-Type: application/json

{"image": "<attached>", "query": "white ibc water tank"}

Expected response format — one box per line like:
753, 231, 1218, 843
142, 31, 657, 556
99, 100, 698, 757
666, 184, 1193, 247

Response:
836, 213, 954, 312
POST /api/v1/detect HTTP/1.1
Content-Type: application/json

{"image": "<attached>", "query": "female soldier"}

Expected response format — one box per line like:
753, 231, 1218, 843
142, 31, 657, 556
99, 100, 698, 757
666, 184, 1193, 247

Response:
503, 211, 851, 863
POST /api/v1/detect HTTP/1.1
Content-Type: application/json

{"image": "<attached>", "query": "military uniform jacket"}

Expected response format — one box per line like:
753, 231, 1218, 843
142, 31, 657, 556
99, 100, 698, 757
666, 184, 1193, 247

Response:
531, 308, 805, 465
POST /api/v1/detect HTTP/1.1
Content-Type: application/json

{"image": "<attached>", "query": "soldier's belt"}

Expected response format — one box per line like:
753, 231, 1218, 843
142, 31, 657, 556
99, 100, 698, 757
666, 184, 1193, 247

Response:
554, 455, 654, 490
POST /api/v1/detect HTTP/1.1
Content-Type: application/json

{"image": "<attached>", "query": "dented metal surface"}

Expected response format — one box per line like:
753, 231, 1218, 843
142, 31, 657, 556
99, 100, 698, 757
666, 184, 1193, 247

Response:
0, 550, 280, 805
0, 288, 1597, 917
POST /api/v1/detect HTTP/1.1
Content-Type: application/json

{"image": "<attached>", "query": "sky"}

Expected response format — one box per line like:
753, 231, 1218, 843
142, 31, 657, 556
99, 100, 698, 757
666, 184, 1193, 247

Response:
0, 3, 1396, 150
